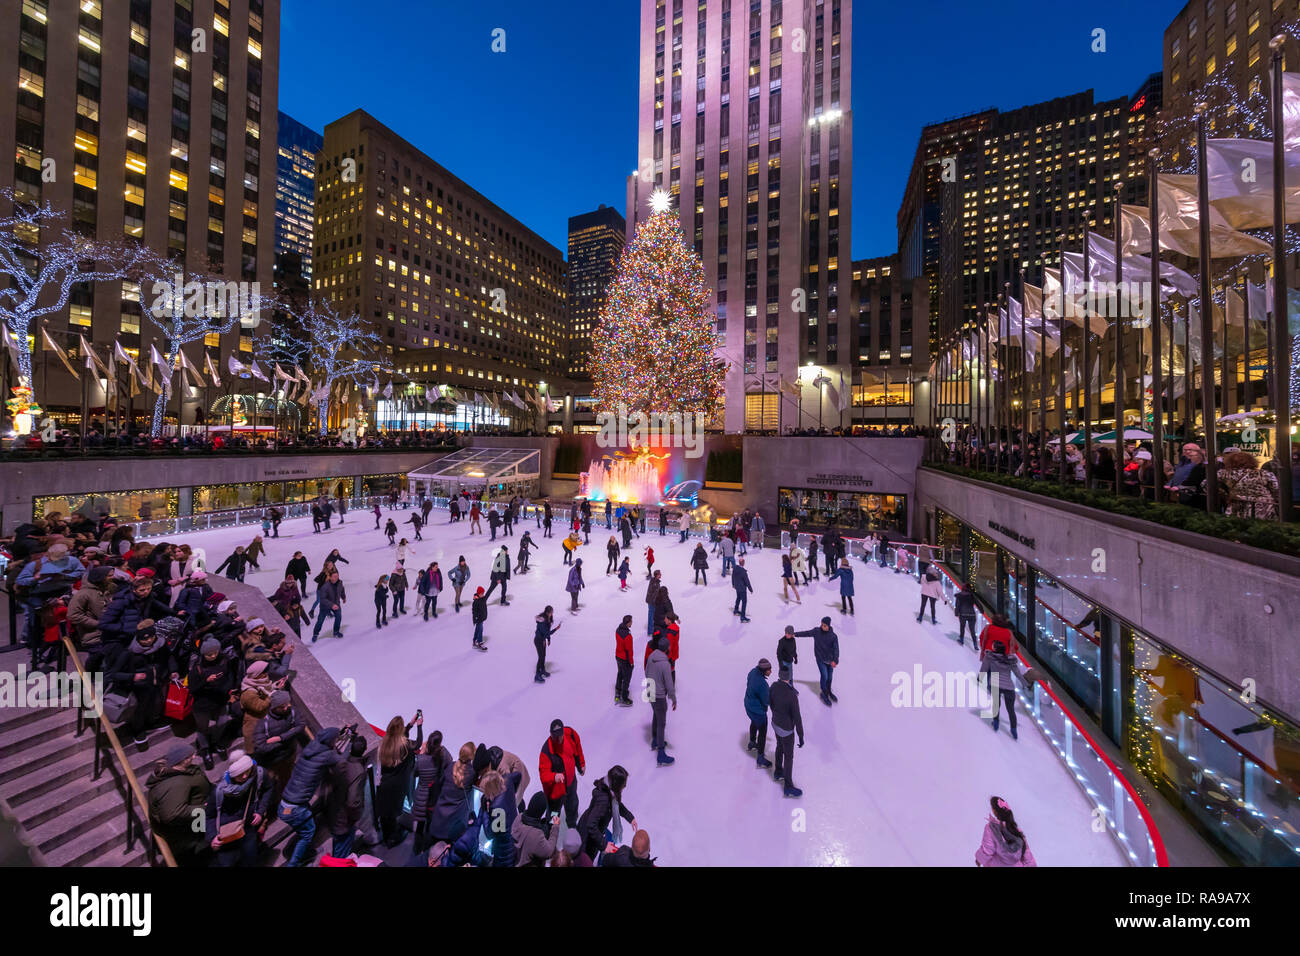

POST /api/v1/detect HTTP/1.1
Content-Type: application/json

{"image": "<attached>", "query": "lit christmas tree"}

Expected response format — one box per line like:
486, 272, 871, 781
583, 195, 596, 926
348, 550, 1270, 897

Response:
589, 190, 724, 418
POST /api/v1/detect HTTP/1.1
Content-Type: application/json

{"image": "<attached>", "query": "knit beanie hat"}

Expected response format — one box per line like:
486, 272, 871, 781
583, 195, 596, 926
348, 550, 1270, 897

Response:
821, 616, 832, 626
228, 754, 255, 778
165, 743, 195, 766
200, 637, 221, 657
270, 690, 291, 709
473, 743, 491, 775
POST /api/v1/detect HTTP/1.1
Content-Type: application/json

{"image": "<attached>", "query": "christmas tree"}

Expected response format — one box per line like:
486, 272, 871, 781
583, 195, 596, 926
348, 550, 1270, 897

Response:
589, 191, 724, 417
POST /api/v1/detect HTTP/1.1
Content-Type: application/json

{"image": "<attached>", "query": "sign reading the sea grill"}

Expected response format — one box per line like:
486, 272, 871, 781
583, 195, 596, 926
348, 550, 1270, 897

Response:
262, 468, 311, 478
806, 472, 874, 489
988, 519, 1036, 550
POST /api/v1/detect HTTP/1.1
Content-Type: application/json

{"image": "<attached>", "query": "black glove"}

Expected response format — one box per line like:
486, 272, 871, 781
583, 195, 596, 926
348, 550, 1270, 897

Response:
797, 739, 804, 748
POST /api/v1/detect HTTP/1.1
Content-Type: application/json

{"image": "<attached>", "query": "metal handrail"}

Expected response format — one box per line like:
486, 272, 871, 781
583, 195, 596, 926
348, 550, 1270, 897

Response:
59, 634, 177, 868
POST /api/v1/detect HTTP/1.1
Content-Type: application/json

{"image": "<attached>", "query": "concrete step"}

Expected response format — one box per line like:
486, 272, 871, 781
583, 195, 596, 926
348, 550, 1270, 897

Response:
41, 818, 132, 868
27, 784, 135, 855
0, 707, 80, 759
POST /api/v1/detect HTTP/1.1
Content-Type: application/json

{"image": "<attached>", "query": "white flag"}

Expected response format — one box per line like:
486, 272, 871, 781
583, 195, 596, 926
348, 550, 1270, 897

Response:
248, 358, 270, 382
382, 381, 393, 400
1204, 139, 1300, 231
205, 351, 223, 388
228, 354, 251, 378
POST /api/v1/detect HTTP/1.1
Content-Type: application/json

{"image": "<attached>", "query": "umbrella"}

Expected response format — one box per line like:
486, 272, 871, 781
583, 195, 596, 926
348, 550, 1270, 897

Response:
1047, 431, 1096, 446
1091, 428, 1154, 443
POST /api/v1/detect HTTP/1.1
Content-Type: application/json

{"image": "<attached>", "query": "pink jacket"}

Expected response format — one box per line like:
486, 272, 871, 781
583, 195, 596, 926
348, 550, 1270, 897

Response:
975, 817, 1037, 867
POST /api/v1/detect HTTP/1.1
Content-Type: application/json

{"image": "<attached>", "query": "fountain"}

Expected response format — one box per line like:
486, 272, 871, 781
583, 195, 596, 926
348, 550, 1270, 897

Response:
581, 456, 662, 504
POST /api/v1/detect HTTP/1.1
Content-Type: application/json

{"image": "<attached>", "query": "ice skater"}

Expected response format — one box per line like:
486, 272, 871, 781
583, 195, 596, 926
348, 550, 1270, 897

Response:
470, 586, 488, 650
643, 545, 656, 579
487, 506, 502, 540
731, 557, 753, 622
374, 575, 390, 628
469, 501, 482, 535
806, 535, 821, 581
515, 530, 538, 574
744, 658, 773, 769
614, 615, 634, 706
395, 538, 413, 566
917, 567, 941, 624
718, 531, 735, 577
484, 545, 512, 606
690, 542, 709, 585
645, 570, 662, 636
776, 625, 798, 677
384, 519, 398, 546
769, 664, 804, 797
981, 640, 1024, 739
405, 512, 424, 541
955, 583, 979, 648
389, 563, 409, 616
373, 502, 382, 529
449, 555, 470, 612
565, 558, 585, 613
645, 635, 676, 766
542, 501, 553, 537
619, 513, 633, 549
617, 556, 631, 590
533, 605, 561, 682
606, 536, 620, 575
657, 508, 667, 536
781, 551, 802, 604
790, 543, 809, 585
561, 531, 581, 566
975, 797, 1036, 867
677, 510, 691, 543
794, 617, 840, 706
417, 561, 442, 619
828, 557, 855, 614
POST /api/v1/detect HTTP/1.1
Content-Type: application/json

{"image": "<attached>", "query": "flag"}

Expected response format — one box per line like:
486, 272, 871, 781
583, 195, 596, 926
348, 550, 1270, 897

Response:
205, 351, 222, 388
227, 354, 251, 378
1, 325, 21, 363
1087, 232, 1198, 298
382, 380, 393, 400
41, 327, 80, 378
149, 343, 172, 377
1248, 281, 1268, 322
1120, 196, 1270, 259
78, 334, 109, 380
248, 358, 270, 382
1203, 140, 1300, 231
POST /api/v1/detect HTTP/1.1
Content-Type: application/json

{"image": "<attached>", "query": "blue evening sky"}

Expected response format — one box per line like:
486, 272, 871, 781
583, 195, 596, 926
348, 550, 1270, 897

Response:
280, 0, 1185, 259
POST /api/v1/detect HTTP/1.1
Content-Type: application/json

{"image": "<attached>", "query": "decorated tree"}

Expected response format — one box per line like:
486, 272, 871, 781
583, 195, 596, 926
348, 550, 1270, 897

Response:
589, 191, 724, 417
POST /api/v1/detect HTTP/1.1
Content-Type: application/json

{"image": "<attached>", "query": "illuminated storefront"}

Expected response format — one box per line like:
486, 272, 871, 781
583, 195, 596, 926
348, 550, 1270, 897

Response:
777, 487, 908, 535
34, 488, 179, 523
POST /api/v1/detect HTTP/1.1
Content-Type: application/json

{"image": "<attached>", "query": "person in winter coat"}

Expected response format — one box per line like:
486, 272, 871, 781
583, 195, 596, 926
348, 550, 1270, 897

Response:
745, 658, 774, 768
605, 536, 620, 575
643, 544, 656, 580
538, 719, 586, 828
245, 534, 266, 570
600, 829, 656, 867
471, 587, 489, 650
717, 534, 735, 578
238, 660, 276, 754
769, 664, 804, 797
395, 538, 414, 566
286, 552, 311, 596
268, 576, 301, 612
652, 584, 674, 632
513, 792, 559, 866
311, 571, 346, 642
806, 535, 821, 581
752, 513, 766, 549
384, 518, 398, 545
776, 625, 799, 676
173, 571, 213, 620
387, 565, 409, 617
374, 575, 391, 628
781, 552, 802, 604
205, 753, 274, 867
565, 559, 585, 612
405, 512, 424, 541
487, 746, 530, 810
561, 531, 582, 566
252, 690, 308, 796
104, 619, 175, 746
311, 503, 325, 533
188, 637, 237, 769
644, 570, 663, 636
373, 502, 383, 530
619, 514, 633, 550
662, 613, 681, 679
979, 613, 1017, 660
975, 797, 1037, 867
449, 556, 470, 612
485, 545, 512, 606
794, 616, 841, 706
981, 639, 1025, 738
327, 732, 374, 857
689, 543, 709, 585
617, 556, 632, 590
534, 605, 562, 682
577, 766, 638, 865
277, 727, 348, 866
214, 546, 249, 582
613, 614, 636, 706
439, 768, 521, 867
67, 566, 112, 648
515, 531, 538, 574
646, 636, 677, 766
410, 730, 451, 852
828, 557, 855, 614
954, 584, 979, 648
677, 510, 692, 543
487, 507, 502, 541
417, 562, 443, 619
377, 713, 423, 846
427, 749, 473, 848
917, 568, 943, 624
145, 744, 212, 866
731, 557, 753, 622
790, 545, 809, 585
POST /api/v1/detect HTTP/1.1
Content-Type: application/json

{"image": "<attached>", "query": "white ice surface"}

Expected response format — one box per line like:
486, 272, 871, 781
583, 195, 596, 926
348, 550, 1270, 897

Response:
187, 509, 1127, 867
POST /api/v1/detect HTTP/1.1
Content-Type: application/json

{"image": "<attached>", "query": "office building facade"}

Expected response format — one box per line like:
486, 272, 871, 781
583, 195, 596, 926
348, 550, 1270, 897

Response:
566, 204, 626, 379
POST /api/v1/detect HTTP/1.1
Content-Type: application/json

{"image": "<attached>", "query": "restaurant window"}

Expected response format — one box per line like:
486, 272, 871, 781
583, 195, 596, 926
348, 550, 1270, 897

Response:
34, 488, 177, 523
776, 487, 907, 535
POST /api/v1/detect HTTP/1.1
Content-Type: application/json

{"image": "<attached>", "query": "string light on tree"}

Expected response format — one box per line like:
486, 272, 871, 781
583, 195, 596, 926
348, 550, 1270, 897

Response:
588, 191, 724, 418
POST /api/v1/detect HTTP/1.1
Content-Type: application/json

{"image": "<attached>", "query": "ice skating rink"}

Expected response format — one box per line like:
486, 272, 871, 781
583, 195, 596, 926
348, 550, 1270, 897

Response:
190, 508, 1128, 866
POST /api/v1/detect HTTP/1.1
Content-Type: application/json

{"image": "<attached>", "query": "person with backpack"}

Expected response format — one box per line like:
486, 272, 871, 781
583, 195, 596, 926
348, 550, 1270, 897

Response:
533, 605, 562, 682
449, 556, 470, 612
975, 797, 1037, 867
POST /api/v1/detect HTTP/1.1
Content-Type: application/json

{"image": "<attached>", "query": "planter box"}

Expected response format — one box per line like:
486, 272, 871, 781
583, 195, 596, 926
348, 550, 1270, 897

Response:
705, 480, 743, 490
551, 472, 581, 480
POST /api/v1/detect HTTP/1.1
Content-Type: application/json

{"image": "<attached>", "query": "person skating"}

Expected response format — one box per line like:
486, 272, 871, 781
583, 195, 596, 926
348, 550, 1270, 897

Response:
533, 605, 561, 682
561, 530, 581, 566
311, 502, 325, 534
576, 765, 638, 866
981, 640, 1024, 739
731, 556, 753, 622
806, 535, 821, 581
975, 797, 1037, 867
214, 545, 249, 583
828, 557, 855, 614
917, 567, 941, 624
449, 556, 470, 612
614, 615, 635, 706
268, 506, 282, 538
405, 512, 424, 542
372, 502, 382, 530
604, 498, 612, 530
954, 583, 979, 648
245, 534, 266, 571
469, 500, 483, 534
542, 500, 553, 538
471, 587, 488, 650
677, 510, 691, 543
652, 584, 674, 634
657, 508, 667, 536
790, 543, 809, 585
619, 514, 633, 549
538, 718, 586, 829
776, 625, 798, 676
643, 545, 655, 579
690, 542, 709, 585
565, 558, 585, 613
781, 552, 802, 604
769, 664, 804, 797
487, 506, 502, 541
374, 575, 390, 628
645, 636, 676, 766
384, 518, 398, 546
286, 551, 310, 597
718, 532, 735, 577
515, 531, 538, 574
794, 616, 840, 706
485, 545, 512, 606
617, 556, 631, 590
605, 535, 620, 575
979, 613, 1017, 660
744, 658, 774, 768
389, 563, 410, 616
310, 570, 345, 642
502, 501, 514, 537
644, 570, 662, 636
417, 561, 442, 619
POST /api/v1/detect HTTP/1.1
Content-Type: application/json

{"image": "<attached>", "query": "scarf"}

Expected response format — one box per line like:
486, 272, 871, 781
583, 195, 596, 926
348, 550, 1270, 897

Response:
242, 662, 273, 695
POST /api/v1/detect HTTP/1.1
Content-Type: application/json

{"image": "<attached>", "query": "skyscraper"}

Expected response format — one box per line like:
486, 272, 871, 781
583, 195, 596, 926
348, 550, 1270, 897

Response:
0, 0, 279, 416
628, 0, 853, 433
566, 204, 626, 379
274, 109, 321, 289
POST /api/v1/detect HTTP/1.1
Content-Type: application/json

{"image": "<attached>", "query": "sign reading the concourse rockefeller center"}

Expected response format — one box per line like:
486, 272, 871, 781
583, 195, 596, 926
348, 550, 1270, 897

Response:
805, 473, 874, 489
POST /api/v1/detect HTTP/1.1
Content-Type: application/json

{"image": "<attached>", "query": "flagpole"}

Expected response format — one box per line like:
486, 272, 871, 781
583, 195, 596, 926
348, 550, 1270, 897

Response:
1269, 34, 1295, 521
1002, 282, 1011, 474
1242, 270, 1253, 410
1221, 275, 1230, 415
1113, 189, 1125, 492
1082, 221, 1094, 489
1193, 101, 1220, 513
1038, 279, 1047, 477
1018, 270, 1028, 469
983, 302, 992, 470
1148, 149, 1165, 503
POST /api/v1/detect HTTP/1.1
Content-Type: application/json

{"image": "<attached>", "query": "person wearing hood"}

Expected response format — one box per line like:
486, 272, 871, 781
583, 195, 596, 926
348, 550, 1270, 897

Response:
769, 664, 804, 798
515, 530, 538, 574
67, 565, 113, 649
277, 726, 347, 867
97, 570, 173, 647
189, 636, 237, 769
614, 614, 635, 706
173, 570, 213, 619
794, 617, 841, 706
205, 753, 274, 867
565, 558, 585, 613
485, 545, 512, 606
599, 828, 656, 867
975, 797, 1037, 867
576, 765, 638, 865
252, 690, 308, 797
145, 744, 212, 866
512, 792, 559, 866
533, 605, 561, 682
646, 636, 677, 766
471, 587, 489, 650
744, 658, 774, 768
104, 618, 175, 746
538, 719, 586, 829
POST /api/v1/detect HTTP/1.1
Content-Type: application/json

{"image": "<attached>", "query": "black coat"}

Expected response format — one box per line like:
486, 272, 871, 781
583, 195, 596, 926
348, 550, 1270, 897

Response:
769, 679, 805, 741
578, 778, 636, 860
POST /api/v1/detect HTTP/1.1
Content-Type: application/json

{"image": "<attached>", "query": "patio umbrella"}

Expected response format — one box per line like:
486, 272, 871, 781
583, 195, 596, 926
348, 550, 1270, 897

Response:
1091, 428, 1154, 443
